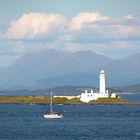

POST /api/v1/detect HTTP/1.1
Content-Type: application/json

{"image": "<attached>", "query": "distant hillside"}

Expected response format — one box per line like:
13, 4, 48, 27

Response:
113, 84, 140, 93
0, 85, 96, 96
0, 49, 67, 89
100, 53, 140, 86
0, 84, 140, 96
0, 49, 111, 89
0, 49, 140, 89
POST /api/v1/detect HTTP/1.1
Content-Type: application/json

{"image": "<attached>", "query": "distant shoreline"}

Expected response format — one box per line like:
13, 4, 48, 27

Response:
0, 96, 140, 105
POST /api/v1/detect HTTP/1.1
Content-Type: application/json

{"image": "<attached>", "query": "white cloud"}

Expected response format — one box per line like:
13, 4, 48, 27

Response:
67, 14, 140, 44
124, 15, 134, 20
69, 12, 109, 31
5, 12, 67, 39
0, 12, 140, 65
3, 12, 139, 42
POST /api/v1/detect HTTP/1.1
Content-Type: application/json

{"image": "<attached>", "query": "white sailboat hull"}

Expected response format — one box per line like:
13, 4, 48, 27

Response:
44, 92, 63, 119
44, 113, 63, 119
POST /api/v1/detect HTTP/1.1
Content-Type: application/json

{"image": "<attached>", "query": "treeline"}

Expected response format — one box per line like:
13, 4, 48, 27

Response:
0, 84, 140, 96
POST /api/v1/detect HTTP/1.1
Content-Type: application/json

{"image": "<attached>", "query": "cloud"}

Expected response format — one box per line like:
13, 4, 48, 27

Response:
69, 12, 109, 31
67, 14, 140, 45
5, 12, 67, 39
124, 15, 135, 20
0, 12, 140, 64
3, 12, 140, 42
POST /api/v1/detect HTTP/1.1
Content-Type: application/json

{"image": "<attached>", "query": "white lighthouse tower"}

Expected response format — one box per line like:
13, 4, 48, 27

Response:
99, 70, 106, 94
80, 70, 112, 103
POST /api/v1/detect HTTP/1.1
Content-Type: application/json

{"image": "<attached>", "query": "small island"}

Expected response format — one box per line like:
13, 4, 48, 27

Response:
0, 95, 139, 105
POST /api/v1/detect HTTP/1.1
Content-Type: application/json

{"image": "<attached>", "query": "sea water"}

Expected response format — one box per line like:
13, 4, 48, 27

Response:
119, 93, 140, 102
0, 104, 140, 140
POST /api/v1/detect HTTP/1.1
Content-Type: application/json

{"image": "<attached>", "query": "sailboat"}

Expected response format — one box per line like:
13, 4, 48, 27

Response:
43, 92, 63, 119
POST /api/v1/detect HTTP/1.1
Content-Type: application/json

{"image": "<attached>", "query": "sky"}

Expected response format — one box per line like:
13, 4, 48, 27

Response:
0, 0, 140, 66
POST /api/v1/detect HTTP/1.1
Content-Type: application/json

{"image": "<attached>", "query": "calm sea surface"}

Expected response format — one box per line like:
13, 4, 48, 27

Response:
0, 104, 140, 140
119, 93, 140, 102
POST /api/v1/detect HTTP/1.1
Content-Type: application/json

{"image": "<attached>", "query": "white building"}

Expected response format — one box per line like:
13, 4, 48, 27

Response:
80, 70, 116, 103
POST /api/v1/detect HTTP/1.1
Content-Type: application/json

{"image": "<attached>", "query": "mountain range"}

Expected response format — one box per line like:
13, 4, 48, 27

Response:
0, 49, 140, 89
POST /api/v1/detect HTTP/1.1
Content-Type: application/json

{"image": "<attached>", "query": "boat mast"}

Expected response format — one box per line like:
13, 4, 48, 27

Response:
50, 92, 53, 114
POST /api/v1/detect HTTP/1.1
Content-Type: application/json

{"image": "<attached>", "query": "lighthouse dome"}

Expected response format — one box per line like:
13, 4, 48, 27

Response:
100, 70, 104, 74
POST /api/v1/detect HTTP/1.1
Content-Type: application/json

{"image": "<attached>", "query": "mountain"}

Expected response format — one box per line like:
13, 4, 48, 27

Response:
0, 49, 140, 90
0, 49, 112, 89
100, 53, 140, 86
0, 49, 67, 89
38, 52, 140, 88
24, 50, 112, 87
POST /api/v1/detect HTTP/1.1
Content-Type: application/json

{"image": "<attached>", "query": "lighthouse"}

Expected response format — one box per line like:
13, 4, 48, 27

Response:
99, 70, 106, 94
80, 70, 112, 102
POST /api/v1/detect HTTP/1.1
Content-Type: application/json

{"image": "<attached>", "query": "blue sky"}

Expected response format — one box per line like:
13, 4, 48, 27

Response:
0, 0, 140, 23
0, 0, 140, 66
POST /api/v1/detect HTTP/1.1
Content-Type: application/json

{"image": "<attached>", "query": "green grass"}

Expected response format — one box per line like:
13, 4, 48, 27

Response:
90, 97, 128, 104
0, 96, 133, 105
53, 97, 69, 103
0, 96, 82, 104
52, 97, 82, 104
0, 96, 49, 104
